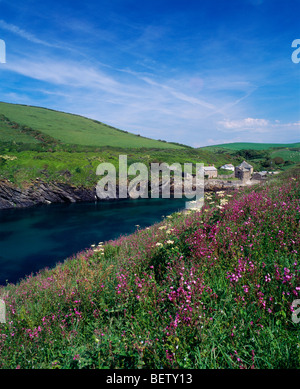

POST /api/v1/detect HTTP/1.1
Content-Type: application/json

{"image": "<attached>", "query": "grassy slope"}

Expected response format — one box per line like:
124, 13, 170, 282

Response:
0, 114, 40, 144
202, 142, 300, 151
200, 142, 300, 173
270, 148, 300, 163
0, 101, 298, 188
0, 102, 184, 149
0, 148, 238, 188
0, 166, 299, 368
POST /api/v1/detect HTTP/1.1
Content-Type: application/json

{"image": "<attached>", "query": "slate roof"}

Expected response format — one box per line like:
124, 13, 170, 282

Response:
237, 161, 253, 170
204, 166, 217, 171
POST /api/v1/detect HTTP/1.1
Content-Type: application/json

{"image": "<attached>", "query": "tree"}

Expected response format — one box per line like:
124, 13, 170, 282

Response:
261, 159, 272, 168
272, 156, 284, 165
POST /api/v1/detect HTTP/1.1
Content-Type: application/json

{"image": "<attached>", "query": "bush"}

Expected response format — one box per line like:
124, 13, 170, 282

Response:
272, 156, 284, 165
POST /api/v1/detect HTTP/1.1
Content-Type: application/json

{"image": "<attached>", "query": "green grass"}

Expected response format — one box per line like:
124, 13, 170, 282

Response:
218, 168, 234, 175
0, 115, 40, 144
201, 142, 300, 173
202, 142, 300, 151
0, 102, 184, 149
1, 101, 298, 188
0, 148, 241, 188
270, 148, 300, 163
0, 102, 245, 187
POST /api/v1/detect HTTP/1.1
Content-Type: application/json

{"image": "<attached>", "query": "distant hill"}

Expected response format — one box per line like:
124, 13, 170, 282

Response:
201, 142, 300, 151
200, 141, 300, 172
0, 102, 185, 149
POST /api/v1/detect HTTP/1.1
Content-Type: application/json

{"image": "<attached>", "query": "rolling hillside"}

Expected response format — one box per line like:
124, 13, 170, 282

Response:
0, 101, 241, 189
0, 102, 184, 149
0, 101, 298, 190
202, 142, 300, 151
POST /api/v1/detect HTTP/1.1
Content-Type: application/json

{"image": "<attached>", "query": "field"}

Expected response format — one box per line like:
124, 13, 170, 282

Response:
0, 102, 184, 149
0, 115, 40, 144
0, 166, 299, 368
270, 148, 300, 164
201, 141, 300, 174
203, 142, 300, 151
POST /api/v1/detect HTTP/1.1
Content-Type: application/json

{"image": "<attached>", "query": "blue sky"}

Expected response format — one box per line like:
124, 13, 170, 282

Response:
0, 0, 299, 147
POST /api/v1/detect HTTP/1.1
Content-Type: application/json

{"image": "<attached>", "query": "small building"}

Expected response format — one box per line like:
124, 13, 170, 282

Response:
204, 165, 218, 179
235, 161, 253, 182
220, 163, 235, 171
252, 171, 268, 180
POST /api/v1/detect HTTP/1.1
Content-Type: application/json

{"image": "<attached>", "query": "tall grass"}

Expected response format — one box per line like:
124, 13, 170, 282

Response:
0, 147, 240, 188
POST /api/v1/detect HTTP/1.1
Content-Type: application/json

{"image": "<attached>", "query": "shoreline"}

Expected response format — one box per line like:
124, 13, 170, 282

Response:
0, 177, 261, 210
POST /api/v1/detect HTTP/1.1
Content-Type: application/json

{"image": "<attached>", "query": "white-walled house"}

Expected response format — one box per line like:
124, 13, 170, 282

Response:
220, 164, 235, 171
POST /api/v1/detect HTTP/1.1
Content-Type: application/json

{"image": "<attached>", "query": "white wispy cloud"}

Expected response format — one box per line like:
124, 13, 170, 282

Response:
217, 118, 300, 141
218, 118, 270, 132
3, 58, 136, 97
0, 15, 298, 148
138, 75, 217, 110
1, 55, 270, 145
0, 19, 63, 49
0, 1, 298, 148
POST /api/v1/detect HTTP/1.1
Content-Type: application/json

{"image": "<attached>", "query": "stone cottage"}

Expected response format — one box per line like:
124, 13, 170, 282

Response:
204, 165, 218, 179
252, 171, 268, 180
235, 161, 253, 181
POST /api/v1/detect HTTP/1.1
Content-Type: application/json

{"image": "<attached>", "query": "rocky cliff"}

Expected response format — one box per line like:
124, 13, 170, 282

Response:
0, 178, 255, 210
0, 179, 96, 209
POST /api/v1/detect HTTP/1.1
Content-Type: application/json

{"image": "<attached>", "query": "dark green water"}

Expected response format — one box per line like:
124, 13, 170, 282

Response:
0, 198, 188, 285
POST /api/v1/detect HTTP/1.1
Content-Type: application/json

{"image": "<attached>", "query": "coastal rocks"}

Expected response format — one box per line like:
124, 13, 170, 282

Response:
0, 177, 258, 210
0, 180, 96, 209
204, 179, 251, 191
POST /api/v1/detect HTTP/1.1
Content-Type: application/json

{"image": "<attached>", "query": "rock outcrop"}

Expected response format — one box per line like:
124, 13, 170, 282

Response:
0, 179, 96, 209
204, 179, 255, 191
0, 178, 259, 210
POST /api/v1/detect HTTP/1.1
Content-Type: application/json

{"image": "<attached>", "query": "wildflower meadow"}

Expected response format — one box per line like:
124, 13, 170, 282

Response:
0, 167, 299, 369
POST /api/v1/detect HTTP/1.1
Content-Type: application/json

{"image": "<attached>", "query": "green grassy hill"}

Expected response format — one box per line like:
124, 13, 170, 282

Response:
0, 102, 184, 149
202, 142, 300, 151
0, 116, 41, 144
200, 142, 300, 173
270, 148, 300, 163
0, 101, 244, 188
1, 101, 298, 188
